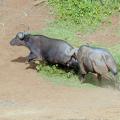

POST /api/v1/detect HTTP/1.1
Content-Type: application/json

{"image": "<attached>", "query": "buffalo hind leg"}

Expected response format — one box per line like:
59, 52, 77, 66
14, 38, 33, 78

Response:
97, 74, 102, 86
80, 74, 86, 83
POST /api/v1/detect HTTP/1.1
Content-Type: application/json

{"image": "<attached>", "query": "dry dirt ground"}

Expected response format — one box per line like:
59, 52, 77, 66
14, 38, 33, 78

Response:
81, 14, 120, 46
0, 0, 120, 120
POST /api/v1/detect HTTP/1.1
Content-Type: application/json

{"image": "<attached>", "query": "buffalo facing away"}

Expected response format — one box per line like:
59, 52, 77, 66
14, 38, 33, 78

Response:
69, 45, 118, 84
10, 32, 78, 69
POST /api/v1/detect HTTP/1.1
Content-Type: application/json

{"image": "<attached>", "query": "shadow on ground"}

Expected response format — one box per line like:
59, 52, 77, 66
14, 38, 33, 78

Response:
11, 56, 37, 70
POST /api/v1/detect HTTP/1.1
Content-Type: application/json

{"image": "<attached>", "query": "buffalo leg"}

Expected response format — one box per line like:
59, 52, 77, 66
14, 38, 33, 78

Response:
79, 63, 86, 83
97, 74, 102, 86
28, 52, 37, 62
80, 74, 86, 83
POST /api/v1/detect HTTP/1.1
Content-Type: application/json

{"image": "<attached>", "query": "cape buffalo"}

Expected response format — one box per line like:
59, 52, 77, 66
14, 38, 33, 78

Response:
10, 32, 78, 68
69, 45, 118, 83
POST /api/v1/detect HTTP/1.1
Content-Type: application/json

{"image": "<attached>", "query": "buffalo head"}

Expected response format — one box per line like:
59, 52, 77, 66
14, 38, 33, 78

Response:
10, 32, 30, 46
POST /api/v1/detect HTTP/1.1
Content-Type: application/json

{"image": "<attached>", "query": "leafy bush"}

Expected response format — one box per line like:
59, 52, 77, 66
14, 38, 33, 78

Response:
48, 0, 120, 26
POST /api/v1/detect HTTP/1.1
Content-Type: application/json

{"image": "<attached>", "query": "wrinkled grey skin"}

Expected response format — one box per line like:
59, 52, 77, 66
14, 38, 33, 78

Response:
10, 32, 78, 68
70, 45, 118, 83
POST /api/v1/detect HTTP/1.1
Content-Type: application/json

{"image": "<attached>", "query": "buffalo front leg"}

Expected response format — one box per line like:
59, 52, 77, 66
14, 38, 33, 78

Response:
28, 52, 37, 62
79, 74, 86, 83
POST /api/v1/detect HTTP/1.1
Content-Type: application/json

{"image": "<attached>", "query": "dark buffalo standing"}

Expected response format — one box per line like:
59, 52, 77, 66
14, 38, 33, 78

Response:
69, 45, 118, 83
10, 32, 78, 68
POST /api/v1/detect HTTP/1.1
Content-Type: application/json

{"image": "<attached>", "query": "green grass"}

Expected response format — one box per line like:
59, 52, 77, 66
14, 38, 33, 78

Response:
48, 0, 120, 30
36, 62, 98, 88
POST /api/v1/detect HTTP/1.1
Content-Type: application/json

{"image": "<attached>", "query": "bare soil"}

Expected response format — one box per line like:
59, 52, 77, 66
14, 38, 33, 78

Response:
81, 14, 120, 46
0, 0, 120, 120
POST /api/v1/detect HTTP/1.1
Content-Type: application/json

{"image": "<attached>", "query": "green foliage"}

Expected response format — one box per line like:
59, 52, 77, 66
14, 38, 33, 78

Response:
48, 0, 120, 27
36, 62, 97, 88
37, 63, 74, 78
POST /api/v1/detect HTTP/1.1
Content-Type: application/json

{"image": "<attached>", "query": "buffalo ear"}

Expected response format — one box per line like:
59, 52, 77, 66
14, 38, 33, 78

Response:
17, 32, 25, 40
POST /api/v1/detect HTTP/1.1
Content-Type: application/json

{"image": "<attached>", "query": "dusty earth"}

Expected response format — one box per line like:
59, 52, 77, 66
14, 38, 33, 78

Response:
80, 14, 120, 46
0, 0, 120, 120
